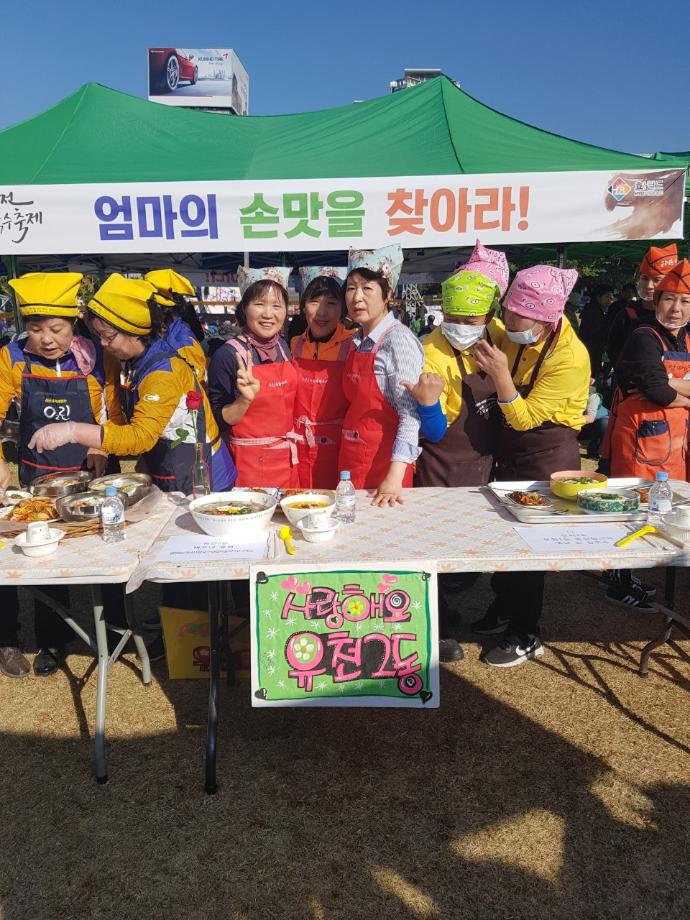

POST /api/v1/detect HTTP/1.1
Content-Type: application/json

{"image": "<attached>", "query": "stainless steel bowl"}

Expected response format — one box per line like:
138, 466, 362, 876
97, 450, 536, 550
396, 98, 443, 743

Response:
89, 473, 152, 507
31, 470, 95, 498
56, 490, 126, 522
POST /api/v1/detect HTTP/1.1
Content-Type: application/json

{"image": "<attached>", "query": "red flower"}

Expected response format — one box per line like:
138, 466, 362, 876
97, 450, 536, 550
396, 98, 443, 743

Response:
186, 390, 203, 411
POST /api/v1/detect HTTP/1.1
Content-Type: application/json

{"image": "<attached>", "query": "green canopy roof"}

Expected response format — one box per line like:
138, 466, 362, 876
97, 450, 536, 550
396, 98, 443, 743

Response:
0, 76, 669, 185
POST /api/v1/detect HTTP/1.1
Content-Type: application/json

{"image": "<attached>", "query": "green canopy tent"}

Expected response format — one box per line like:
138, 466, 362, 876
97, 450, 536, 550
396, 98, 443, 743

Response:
0, 76, 686, 324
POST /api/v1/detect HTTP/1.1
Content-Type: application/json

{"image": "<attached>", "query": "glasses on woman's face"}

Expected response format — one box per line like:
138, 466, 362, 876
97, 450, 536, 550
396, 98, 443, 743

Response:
91, 323, 119, 346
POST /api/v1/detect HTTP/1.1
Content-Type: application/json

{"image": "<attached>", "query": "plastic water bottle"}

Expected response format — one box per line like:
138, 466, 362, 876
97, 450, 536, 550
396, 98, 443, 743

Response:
647, 471, 673, 527
101, 486, 125, 543
335, 470, 356, 523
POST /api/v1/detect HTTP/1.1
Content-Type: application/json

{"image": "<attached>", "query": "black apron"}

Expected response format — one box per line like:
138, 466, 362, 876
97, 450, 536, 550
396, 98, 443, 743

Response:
120, 344, 216, 494
415, 331, 499, 487
19, 351, 94, 487
496, 326, 580, 482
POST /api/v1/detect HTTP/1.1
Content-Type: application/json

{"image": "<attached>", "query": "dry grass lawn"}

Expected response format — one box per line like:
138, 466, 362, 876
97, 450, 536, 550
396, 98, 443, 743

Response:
1, 566, 689, 919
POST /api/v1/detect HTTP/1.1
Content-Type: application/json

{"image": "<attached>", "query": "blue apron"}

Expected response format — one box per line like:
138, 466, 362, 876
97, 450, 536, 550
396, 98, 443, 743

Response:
19, 351, 94, 487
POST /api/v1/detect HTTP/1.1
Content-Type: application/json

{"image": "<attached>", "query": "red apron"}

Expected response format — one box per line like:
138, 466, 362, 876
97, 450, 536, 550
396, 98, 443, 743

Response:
606, 328, 690, 481
338, 323, 414, 490
292, 336, 352, 489
224, 339, 300, 489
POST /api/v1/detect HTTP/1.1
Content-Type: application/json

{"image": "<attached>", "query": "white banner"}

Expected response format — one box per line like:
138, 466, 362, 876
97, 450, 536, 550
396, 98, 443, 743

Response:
0, 167, 685, 255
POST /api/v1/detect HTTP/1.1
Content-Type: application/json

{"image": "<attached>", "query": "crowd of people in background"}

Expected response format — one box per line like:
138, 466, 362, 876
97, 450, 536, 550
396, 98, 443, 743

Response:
0, 239, 688, 681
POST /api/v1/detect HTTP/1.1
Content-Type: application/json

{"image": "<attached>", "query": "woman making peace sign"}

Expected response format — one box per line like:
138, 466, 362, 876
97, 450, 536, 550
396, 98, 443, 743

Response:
207, 267, 300, 488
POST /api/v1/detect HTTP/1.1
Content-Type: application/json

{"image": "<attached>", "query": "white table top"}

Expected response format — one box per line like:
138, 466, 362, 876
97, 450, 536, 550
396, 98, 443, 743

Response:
128, 485, 690, 591
0, 498, 176, 586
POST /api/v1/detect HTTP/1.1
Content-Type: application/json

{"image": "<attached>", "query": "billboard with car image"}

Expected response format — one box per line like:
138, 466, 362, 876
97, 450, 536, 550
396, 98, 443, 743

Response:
147, 48, 248, 112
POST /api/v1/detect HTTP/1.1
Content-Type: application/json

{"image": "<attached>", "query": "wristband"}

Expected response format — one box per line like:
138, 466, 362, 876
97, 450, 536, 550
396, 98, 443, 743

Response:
498, 393, 519, 405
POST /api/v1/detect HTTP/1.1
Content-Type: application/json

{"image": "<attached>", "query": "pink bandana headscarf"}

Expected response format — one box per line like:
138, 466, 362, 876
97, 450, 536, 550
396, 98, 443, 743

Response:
504, 265, 579, 328
461, 240, 510, 297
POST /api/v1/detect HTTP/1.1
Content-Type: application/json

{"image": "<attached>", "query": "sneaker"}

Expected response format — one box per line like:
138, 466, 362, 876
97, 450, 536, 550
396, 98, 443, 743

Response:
472, 612, 510, 636
605, 584, 656, 611
482, 635, 544, 668
439, 638, 464, 663
0, 646, 30, 678
599, 570, 656, 597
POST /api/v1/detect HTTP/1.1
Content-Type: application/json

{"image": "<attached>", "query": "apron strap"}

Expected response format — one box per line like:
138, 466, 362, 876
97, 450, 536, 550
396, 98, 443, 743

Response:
369, 318, 399, 355
520, 324, 561, 398
228, 430, 302, 465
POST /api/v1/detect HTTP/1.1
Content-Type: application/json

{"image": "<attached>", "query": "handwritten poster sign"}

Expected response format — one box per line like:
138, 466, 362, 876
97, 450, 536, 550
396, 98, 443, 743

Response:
250, 562, 439, 708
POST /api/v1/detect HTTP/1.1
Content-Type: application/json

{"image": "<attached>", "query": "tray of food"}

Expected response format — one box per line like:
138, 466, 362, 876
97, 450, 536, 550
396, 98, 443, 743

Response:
485, 478, 670, 524
31, 471, 94, 498
0, 496, 60, 524
89, 473, 152, 507
56, 490, 129, 522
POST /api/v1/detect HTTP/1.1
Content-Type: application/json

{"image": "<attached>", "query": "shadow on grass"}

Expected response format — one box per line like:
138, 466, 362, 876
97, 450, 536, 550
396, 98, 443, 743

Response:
2, 665, 690, 920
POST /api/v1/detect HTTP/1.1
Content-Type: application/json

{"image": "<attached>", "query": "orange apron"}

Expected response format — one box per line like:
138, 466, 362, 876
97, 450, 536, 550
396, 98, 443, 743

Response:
292, 336, 352, 489
606, 328, 690, 481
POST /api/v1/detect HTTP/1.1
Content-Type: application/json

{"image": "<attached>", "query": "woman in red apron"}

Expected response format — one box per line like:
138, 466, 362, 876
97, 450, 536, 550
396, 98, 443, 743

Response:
207, 266, 299, 489
607, 259, 690, 481
473, 265, 590, 668
291, 266, 353, 489
0, 272, 117, 677
338, 245, 424, 507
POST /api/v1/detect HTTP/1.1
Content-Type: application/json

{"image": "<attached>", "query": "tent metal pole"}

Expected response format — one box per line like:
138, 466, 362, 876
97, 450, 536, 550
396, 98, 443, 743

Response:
557, 245, 567, 269
4, 254, 22, 333
243, 252, 249, 269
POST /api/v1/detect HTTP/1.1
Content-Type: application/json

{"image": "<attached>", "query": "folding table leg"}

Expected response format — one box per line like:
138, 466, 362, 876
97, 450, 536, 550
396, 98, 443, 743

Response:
124, 592, 151, 686
639, 569, 678, 678
92, 584, 109, 784
205, 581, 221, 795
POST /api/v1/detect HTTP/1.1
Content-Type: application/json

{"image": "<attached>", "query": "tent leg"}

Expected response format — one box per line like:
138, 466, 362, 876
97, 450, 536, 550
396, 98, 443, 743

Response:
243, 252, 249, 269
558, 245, 567, 269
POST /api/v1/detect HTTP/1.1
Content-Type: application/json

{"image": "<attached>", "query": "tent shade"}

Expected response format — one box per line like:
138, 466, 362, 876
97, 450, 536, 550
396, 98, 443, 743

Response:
0, 77, 678, 184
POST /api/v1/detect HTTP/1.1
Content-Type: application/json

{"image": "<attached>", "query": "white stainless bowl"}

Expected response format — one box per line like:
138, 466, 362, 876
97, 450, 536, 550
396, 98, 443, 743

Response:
14, 528, 65, 557
280, 491, 336, 526
189, 490, 277, 537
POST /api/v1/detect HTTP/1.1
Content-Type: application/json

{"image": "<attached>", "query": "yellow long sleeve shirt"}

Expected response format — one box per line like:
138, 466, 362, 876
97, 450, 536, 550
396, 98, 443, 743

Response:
496, 316, 590, 432
100, 340, 221, 458
422, 318, 504, 427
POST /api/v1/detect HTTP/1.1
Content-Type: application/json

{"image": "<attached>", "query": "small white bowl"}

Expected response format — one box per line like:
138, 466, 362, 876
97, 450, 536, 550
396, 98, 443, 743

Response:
14, 528, 65, 557
297, 518, 340, 543
3, 490, 32, 506
189, 490, 277, 537
280, 491, 336, 526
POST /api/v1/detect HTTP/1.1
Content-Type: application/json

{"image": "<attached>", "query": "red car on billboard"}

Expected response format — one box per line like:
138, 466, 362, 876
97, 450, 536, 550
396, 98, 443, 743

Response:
149, 49, 198, 93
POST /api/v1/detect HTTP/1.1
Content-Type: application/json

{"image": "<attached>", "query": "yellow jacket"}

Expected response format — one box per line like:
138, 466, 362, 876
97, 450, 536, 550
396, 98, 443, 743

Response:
101, 338, 221, 458
0, 337, 120, 460
496, 315, 590, 432
423, 318, 504, 426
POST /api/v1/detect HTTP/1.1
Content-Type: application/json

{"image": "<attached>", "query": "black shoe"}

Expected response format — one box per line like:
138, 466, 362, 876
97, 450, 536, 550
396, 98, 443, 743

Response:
599, 570, 656, 597
143, 634, 166, 663
439, 638, 464, 663
605, 584, 655, 611
472, 611, 510, 636
33, 647, 64, 677
482, 635, 544, 668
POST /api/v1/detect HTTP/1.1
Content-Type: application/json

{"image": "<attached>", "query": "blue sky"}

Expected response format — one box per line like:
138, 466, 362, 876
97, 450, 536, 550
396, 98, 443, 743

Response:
1, 0, 688, 155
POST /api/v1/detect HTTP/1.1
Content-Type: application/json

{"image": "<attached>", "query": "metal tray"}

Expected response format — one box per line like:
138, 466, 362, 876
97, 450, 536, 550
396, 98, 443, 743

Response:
56, 490, 127, 522
90, 473, 152, 506
485, 478, 683, 524
31, 470, 94, 498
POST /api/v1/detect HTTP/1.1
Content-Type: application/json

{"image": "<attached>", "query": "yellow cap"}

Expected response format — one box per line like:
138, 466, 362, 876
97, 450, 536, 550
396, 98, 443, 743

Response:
88, 273, 156, 335
9, 272, 83, 318
145, 269, 195, 306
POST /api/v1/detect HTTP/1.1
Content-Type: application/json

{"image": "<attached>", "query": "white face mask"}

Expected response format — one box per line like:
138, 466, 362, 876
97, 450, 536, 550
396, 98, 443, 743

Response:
441, 322, 485, 351
506, 326, 541, 345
